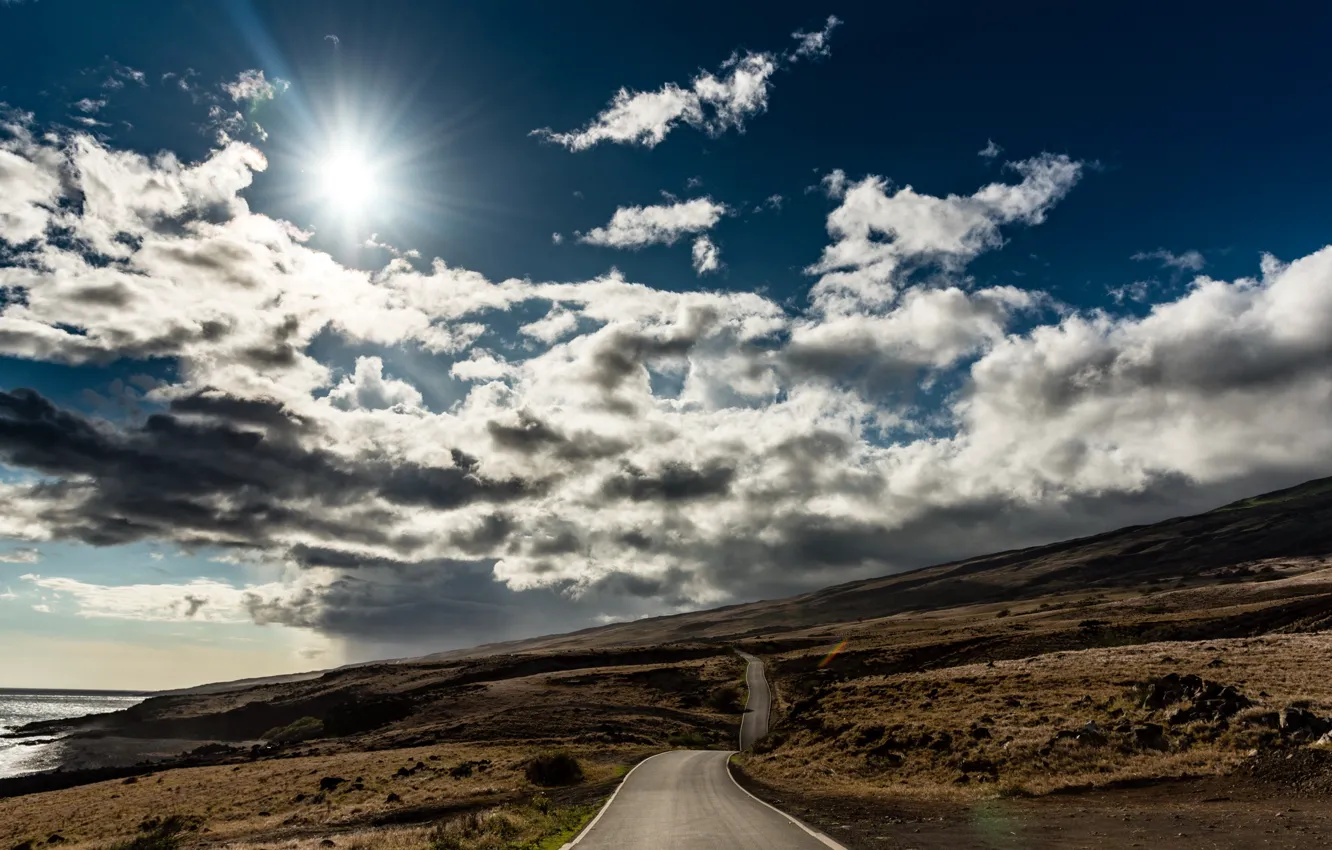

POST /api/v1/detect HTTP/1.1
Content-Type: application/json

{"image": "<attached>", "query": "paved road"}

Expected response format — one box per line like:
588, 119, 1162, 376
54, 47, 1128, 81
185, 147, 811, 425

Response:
567, 750, 838, 849
568, 653, 843, 849
738, 650, 771, 751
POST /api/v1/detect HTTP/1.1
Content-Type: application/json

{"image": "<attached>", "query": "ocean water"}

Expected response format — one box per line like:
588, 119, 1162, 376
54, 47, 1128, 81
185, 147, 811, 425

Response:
0, 689, 144, 778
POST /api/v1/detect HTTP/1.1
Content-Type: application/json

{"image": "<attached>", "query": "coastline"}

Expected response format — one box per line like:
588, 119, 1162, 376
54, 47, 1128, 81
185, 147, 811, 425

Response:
0, 734, 236, 798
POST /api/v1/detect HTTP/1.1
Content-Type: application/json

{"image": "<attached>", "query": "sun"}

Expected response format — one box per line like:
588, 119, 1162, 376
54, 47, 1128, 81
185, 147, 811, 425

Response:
317, 149, 378, 215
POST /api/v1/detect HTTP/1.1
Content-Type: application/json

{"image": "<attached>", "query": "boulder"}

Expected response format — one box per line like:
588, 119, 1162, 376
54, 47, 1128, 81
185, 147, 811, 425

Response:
1280, 707, 1332, 739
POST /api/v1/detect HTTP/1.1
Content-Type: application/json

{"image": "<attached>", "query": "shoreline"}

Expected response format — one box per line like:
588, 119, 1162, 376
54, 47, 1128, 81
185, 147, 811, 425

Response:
0, 734, 237, 797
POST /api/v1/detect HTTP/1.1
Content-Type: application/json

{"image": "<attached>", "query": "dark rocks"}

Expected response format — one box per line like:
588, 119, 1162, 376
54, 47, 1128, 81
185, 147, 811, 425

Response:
1141, 674, 1250, 723
960, 758, 997, 775
449, 762, 473, 779
866, 742, 904, 766
1133, 723, 1169, 751
318, 776, 347, 792
969, 726, 991, 740
385, 792, 401, 803
1280, 707, 1332, 741
1143, 673, 1206, 709
293, 792, 307, 803
320, 840, 336, 847
1044, 722, 1108, 753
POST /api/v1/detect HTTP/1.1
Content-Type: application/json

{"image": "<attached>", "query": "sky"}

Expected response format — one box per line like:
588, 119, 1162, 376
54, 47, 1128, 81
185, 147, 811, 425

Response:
2, 0, 1331, 690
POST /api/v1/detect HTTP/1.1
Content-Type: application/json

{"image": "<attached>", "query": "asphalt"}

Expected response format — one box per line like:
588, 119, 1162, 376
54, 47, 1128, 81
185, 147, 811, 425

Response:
738, 651, 771, 751
568, 654, 842, 850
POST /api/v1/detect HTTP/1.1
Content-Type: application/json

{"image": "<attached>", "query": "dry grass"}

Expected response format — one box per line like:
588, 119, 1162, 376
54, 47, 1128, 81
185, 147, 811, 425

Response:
217, 797, 601, 850
0, 742, 634, 849
741, 633, 1332, 800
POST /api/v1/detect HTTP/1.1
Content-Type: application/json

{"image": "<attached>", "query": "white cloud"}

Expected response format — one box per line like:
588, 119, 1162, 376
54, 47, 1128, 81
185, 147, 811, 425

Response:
692, 235, 722, 275
100, 62, 146, 91
807, 154, 1082, 313
327, 357, 424, 411
790, 15, 842, 60
451, 350, 516, 382
31, 603, 50, 613
364, 233, 421, 259
21, 573, 329, 624
325, 34, 341, 48
551, 232, 564, 245
1133, 248, 1206, 272
520, 304, 580, 344
1108, 279, 1155, 304
978, 139, 1002, 159
578, 197, 728, 248
815, 168, 848, 199
73, 98, 106, 114
530, 22, 833, 151
0, 587, 15, 600
0, 547, 40, 564
222, 69, 287, 104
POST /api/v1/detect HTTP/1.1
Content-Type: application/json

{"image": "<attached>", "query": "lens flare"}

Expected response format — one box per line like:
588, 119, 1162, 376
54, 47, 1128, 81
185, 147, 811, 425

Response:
818, 638, 848, 668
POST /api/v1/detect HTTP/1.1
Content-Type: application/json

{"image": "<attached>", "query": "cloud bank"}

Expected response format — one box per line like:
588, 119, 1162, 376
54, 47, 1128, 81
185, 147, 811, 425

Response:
2, 110, 1331, 655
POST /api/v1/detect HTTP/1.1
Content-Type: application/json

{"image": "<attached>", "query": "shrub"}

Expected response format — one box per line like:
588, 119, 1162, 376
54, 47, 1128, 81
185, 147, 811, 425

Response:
428, 810, 521, 850
525, 751, 584, 787
667, 730, 711, 748
261, 716, 323, 745
708, 682, 745, 713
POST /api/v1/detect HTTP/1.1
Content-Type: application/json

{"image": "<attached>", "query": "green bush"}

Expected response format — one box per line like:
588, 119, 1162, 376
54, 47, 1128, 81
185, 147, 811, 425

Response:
524, 751, 584, 787
261, 716, 323, 745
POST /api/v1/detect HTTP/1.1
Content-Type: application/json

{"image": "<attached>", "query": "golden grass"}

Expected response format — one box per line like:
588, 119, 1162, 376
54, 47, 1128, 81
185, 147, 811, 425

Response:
0, 742, 638, 849
741, 633, 1332, 800
218, 797, 601, 850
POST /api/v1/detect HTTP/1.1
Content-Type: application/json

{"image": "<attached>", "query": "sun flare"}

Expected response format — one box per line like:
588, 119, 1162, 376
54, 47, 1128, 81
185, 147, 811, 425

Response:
317, 150, 377, 214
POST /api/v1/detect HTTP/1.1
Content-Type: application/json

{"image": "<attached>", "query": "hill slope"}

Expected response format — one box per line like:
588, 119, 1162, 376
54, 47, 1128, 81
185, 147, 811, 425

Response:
418, 474, 1332, 655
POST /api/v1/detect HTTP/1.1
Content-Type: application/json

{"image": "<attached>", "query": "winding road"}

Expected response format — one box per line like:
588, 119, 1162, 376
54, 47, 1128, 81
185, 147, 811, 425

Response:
566, 653, 844, 850
738, 650, 770, 751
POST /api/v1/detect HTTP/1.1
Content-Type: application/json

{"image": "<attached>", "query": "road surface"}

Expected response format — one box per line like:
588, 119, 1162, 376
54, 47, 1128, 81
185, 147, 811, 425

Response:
738, 650, 771, 751
568, 654, 843, 849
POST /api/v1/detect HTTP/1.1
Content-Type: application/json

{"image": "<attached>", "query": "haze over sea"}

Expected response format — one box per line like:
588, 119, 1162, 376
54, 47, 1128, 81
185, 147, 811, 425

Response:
0, 690, 144, 778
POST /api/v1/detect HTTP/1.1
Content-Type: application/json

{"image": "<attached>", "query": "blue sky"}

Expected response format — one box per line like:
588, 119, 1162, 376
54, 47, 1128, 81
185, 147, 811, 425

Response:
2, 0, 1331, 689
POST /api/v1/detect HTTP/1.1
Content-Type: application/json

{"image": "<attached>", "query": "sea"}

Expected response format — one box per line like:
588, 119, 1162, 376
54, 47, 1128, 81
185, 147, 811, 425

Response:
0, 689, 145, 778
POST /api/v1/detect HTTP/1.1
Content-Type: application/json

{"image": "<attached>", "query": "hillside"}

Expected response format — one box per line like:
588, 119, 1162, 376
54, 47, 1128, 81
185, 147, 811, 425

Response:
419, 474, 1332, 654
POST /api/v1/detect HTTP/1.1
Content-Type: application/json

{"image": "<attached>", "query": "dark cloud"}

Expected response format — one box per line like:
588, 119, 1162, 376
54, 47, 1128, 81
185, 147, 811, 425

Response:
602, 461, 734, 502
486, 411, 628, 461
0, 388, 533, 550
